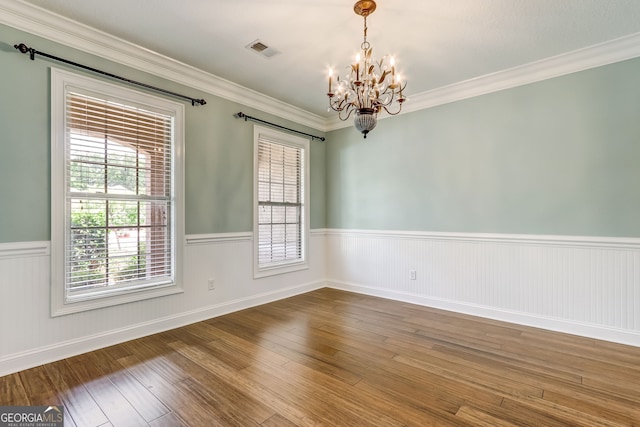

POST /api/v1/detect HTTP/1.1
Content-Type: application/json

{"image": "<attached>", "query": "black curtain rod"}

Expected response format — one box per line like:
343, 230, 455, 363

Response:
14, 43, 206, 106
234, 112, 325, 142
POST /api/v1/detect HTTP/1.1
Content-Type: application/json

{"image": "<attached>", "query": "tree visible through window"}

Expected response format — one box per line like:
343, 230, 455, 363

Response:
51, 68, 184, 315
66, 94, 172, 297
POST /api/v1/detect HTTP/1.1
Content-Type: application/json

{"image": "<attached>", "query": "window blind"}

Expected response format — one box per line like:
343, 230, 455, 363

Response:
65, 93, 174, 298
256, 135, 305, 267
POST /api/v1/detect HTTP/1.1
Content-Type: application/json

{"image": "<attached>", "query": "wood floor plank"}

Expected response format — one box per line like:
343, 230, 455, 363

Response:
15, 366, 60, 406
499, 339, 640, 382
210, 316, 362, 386
393, 339, 581, 396
199, 322, 291, 368
288, 323, 399, 360
43, 360, 109, 427
117, 354, 225, 426
239, 361, 392, 427
76, 346, 171, 423
581, 375, 640, 402
455, 405, 522, 427
0, 372, 29, 406
145, 377, 231, 427
499, 396, 628, 427
65, 355, 148, 427
167, 341, 318, 427
542, 388, 640, 425
150, 340, 276, 425
287, 356, 490, 427
261, 413, 299, 427
393, 353, 545, 399
16, 367, 77, 426
259, 359, 406, 427
428, 341, 584, 384
107, 370, 170, 423
3, 289, 640, 426
354, 380, 475, 427
335, 346, 506, 410
317, 320, 389, 344
119, 338, 192, 385
148, 412, 186, 427
172, 378, 262, 426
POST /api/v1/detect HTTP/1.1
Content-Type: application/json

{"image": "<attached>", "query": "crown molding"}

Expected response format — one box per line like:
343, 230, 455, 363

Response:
326, 31, 640, 132
0, 0, 327, 131
3, 0, 640, 134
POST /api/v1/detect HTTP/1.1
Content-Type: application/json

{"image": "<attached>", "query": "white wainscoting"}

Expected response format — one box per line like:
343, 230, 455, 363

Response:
0, 232, 326, 376
325, 229, 640, 347
2, 229, 639, 375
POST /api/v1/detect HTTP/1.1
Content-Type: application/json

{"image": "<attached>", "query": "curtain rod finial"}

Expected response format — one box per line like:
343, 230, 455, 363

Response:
14, 43, 35, 60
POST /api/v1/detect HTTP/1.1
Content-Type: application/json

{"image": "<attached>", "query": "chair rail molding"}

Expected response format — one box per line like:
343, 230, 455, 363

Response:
0, 241, 50, 259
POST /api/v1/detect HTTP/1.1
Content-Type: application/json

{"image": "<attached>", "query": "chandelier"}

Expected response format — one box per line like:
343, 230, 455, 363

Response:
327, 0, 407, 138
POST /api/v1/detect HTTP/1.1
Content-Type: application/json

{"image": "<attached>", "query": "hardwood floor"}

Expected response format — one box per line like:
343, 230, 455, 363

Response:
2, 288, 640, 426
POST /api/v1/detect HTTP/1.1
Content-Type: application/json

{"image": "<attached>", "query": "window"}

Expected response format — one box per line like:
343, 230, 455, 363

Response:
51, 68, 184, 315
254, 126, 309, 278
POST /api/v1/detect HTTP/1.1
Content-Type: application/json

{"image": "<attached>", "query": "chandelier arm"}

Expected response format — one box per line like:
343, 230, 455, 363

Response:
381, 103, 403, 116
378, 92, 395, 107
378, 86, 396, 98
372, 91, 396, 109
399, 81, 408, 96
378, 85, 397, 96
339, 107, 357, 121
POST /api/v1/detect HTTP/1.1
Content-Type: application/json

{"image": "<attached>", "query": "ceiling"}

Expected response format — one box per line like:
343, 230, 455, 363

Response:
17, 0, 640, 118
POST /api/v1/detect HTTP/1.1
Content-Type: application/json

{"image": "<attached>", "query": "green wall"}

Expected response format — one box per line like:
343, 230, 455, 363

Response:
0, 23, 326, 243
3, 20, 639, 242
326, 57, 640, 237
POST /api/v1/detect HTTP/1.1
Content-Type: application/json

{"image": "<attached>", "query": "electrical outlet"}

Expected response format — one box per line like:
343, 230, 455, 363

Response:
410, 270, 417, 280
208, 278, 215, 290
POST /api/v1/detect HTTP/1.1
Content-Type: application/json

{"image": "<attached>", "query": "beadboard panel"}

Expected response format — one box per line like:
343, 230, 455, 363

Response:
0, 233, 325, 376
325, 229, 640, 346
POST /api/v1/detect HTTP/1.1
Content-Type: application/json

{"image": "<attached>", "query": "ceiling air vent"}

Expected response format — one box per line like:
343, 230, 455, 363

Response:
245, 39, 279, 58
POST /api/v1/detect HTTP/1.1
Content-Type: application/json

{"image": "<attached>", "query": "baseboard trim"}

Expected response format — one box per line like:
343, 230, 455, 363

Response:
327, 280, 640, 348
0, 280, 325, 377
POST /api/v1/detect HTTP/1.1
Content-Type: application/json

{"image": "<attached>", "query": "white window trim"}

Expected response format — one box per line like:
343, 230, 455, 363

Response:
50, 68, 185, 316
253, 125, 310, 279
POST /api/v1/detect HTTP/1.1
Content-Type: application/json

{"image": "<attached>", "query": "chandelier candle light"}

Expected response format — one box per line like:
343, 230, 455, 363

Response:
327, 0, 407, 138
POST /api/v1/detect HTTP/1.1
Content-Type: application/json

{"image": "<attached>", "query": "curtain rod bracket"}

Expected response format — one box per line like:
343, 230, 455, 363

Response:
14, 42, 206, 106
234, 112, 325, 142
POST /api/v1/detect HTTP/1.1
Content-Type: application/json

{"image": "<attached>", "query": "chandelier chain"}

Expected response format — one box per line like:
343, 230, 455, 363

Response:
362, 15, 369, 50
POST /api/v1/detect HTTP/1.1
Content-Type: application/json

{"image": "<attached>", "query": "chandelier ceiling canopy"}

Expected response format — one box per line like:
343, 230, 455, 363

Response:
327, 0, 407, 138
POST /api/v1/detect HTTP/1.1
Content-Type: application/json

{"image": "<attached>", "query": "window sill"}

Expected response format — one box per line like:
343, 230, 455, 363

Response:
253, 261, 309, 279
51, 283, 183, 317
